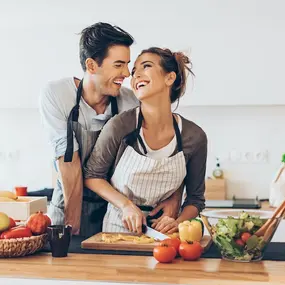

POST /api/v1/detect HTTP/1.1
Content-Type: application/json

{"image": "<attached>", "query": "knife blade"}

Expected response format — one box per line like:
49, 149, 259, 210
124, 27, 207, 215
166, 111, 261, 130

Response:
142, 224, 170, 241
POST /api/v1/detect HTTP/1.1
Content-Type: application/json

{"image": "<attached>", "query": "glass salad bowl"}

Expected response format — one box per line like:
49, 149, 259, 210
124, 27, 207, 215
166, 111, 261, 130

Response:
200, 209, 282, 262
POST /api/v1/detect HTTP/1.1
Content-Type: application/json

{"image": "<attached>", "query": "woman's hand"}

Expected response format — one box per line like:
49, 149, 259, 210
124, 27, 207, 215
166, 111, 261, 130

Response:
151, 216, 179, 234
121, 202, 146, 234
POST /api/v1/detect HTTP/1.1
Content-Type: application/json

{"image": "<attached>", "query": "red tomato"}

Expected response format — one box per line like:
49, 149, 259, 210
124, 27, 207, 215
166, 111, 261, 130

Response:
179, 241, 203, 261
3, 226, 32, 239
241, 232, 251, 243
153, 244, 177, 263
235, 239, 245, 247
160, 238, 181, 254
9, 217, 16, 229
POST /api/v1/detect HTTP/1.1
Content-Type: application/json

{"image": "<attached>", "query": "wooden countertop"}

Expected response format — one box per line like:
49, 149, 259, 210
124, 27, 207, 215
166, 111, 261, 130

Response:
1, 201, 283, 285
0, 252, 285, 285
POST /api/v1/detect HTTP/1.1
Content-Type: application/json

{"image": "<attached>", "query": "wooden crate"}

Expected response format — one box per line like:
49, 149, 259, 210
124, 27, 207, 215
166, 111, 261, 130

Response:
205, 179, 226, 200
0, 196, 47, 221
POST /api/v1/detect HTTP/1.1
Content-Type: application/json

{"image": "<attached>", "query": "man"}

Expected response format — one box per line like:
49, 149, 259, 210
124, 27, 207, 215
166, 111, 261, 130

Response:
39, 22, 182, 237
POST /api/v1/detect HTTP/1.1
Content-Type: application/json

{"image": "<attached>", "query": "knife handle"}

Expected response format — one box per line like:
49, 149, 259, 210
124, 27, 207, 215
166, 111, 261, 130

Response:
142, 224, 147, 234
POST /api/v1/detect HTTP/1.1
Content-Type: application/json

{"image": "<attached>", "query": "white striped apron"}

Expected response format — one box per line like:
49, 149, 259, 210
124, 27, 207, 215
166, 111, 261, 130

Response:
103, 109, 187, 232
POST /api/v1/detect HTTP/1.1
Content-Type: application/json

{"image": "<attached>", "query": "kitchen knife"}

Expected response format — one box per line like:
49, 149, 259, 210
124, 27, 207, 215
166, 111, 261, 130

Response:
142, 224, 170, 241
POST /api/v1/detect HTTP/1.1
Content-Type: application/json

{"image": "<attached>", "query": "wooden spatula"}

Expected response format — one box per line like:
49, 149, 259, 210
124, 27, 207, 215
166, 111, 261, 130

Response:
255, 200, 285, 237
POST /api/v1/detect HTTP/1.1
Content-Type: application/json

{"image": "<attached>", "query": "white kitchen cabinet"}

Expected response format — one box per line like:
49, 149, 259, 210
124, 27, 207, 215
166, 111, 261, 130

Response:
1, 0, 284, 108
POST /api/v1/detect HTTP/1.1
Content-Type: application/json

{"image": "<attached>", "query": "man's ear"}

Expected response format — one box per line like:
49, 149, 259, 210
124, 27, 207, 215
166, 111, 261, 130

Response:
165, 71, 176, 87
85, 58, 98, 74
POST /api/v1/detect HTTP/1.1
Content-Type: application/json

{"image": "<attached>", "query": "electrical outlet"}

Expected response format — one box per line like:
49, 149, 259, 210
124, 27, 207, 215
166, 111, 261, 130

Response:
0, 152, 6, 163
253, 150, 268, 163
229, 150, 268, 164
7, 150, 20, 162
229, 150, 241, 162
0, 150, 20, 162
240, 151, 253, 163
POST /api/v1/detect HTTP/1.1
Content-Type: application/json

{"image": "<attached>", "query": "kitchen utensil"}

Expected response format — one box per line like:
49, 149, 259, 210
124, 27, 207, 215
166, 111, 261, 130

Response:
142, 224, 169, 241
255, 200, 285, 237
201, 209, 283, 262
14, 186, 28, 196
81, 232, 212, 252
47, 225, 72, 257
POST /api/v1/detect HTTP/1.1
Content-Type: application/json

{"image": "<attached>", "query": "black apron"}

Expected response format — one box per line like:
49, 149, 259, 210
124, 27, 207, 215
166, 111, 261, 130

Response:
48, 78, 118, 238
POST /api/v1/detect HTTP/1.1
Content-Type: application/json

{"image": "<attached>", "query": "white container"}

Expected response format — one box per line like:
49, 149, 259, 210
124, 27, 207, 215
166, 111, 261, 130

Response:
0, 196, 47, 221
269, 155, 285, 207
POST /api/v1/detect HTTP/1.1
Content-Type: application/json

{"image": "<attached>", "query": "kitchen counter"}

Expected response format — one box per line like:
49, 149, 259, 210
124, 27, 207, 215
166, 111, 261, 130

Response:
0, 252, 285, 285
1, 201, 284, 285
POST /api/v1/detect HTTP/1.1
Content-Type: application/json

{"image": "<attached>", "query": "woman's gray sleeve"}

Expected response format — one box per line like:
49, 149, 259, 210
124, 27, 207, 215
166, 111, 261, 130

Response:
83, 116, 122, 180
182, 134, 208, 213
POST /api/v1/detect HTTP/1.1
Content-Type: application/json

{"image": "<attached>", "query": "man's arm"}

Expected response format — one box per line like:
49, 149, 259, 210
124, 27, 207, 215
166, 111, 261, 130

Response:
39, 82, 82, 234
58, 151, 82, 234
149, 184, 184, 220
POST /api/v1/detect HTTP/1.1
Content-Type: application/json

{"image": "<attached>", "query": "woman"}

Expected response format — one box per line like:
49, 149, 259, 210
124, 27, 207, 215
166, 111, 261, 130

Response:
84, 47, 207, 234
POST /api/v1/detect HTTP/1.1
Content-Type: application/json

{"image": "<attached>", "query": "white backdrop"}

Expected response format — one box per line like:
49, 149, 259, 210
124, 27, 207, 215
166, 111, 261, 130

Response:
0, 0, 284, 108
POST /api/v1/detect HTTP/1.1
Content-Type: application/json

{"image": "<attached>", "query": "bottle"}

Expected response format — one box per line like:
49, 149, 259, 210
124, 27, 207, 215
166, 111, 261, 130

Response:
269, 153, 285, 207
212, 157, 224, 179
272, 154, 285, 183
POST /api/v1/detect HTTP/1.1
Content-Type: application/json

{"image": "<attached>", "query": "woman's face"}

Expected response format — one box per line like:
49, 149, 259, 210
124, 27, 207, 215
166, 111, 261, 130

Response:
131, 53, 173, 101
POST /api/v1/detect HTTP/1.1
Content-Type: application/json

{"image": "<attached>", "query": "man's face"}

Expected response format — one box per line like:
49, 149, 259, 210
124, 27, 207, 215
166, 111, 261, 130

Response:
93, 45, 131, 97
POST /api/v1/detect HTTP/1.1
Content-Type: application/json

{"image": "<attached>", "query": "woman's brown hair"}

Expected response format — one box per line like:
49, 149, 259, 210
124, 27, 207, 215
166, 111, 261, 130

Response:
139, 47, 194, 103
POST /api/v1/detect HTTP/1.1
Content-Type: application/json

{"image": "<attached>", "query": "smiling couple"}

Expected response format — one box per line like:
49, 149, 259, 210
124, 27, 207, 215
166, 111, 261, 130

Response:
39, 22, 207, 238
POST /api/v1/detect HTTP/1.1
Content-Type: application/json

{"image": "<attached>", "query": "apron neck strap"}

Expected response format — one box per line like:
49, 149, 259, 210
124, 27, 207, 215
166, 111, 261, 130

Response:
136, 108, 183, 154
110, 96, 119, 116
64, 79, 83, 162
64, 78, 119, 162
173, 114, 183, 152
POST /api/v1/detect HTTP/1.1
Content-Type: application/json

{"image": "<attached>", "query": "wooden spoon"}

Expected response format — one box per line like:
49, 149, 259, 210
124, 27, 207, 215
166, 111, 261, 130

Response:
255, 200, 285, 237
201, 215, 213, 235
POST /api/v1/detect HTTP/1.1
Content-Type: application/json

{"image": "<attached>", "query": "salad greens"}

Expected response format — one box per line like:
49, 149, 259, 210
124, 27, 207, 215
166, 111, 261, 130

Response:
212, 211, 267, 261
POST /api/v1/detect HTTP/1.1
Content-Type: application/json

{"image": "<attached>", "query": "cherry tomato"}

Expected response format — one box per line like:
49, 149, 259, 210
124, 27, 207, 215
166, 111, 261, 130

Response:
9, 217, 16, 229
179, 241, 203, 261
153, 244, 177, 263
160, 238, 181, 254
241, 232, 251, 243
235, 239, 245, 247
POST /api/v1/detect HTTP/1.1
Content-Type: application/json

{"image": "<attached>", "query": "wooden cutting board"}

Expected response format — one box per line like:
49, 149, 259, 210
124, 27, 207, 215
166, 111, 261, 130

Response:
81, 232, 212, 252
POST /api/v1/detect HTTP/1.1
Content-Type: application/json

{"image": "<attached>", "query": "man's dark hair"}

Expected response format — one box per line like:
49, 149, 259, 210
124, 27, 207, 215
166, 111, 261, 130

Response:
79, 22, 134, 71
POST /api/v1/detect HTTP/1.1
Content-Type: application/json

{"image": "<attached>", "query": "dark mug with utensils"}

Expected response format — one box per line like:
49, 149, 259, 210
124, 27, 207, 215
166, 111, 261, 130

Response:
47, 225, 72, 257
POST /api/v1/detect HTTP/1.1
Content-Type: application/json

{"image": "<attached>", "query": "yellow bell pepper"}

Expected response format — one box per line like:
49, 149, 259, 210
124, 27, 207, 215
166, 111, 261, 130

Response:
178, 219, 204, 242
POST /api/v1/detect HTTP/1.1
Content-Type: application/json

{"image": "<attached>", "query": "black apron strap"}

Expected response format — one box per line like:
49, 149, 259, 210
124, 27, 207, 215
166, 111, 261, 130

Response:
64, 79, 118, 162
64, 80, 83, 162
173, 115, 183, 152
136, 108, 183, 155
136, 109, 148, 154
110, 96, 118, 116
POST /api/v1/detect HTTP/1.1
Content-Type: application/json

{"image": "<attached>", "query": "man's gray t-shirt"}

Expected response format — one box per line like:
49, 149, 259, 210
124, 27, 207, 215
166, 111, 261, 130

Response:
39, 77, 139, 160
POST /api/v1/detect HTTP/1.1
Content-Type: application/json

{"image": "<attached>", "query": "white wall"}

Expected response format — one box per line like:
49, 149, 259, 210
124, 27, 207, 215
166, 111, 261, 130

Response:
0, 1, 284, 198
0, 109, 52, 191
0, 106, 284, 200
176, 105, 285, 199
1, 0, 285, 107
